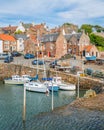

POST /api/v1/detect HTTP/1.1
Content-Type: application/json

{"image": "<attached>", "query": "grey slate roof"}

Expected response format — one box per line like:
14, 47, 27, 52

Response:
41, 33, 59, 43
14, 34, 28, 40
65, 33, 82, 41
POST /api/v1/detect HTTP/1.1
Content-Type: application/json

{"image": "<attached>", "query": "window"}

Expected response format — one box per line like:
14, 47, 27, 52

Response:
4, 41, 9, 44
92, 52, 94, 56
63, 44, 66, 49
96, 52, 98, 57
4, 45, 9, 49
19, 38, 23, 43
13, 46, 16, 50
11, 42, 16, 44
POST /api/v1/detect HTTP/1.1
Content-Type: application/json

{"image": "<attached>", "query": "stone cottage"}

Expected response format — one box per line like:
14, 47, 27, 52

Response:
41, 33, 59, 57
65, 31, 90, 56
82, 45, 100, 57
41, 30, 91, 58
55, 31, 67, 58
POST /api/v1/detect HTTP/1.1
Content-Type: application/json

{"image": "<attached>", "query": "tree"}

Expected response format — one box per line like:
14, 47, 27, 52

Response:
89, 33, 104, 47
15, 30, 23, 34
80, 24, 92, 35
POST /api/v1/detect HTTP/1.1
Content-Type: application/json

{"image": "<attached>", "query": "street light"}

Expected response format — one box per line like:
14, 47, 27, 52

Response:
77, 71, 80, 98
51, 82, 54, 111
23, 85, 26, 122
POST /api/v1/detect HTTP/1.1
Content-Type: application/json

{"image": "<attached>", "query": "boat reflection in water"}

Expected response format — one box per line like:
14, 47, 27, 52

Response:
58, 90, 76, 103
59, 90, 76, 97
1, 81, 94, 130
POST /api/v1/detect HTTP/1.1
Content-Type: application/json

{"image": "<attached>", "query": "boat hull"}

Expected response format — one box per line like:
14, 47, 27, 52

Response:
26, 86, 48, 93
4, 79, 25, 85
48, 86, 59, 92
25, 82, 48, 93
85, 56, 96, 61
59, 84, 76, 91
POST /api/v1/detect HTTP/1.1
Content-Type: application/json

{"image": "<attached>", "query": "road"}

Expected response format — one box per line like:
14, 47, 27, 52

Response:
0, 56, 104, 73
0, 56, 50, 71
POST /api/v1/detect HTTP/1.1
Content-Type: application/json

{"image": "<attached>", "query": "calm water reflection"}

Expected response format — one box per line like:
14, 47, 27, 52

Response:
0, 81, 104, 130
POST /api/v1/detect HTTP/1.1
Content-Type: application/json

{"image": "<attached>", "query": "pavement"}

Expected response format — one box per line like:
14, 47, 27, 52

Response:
0, 55, 104, 72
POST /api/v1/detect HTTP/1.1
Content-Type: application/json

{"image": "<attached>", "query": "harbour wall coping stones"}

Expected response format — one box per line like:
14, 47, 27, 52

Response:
0, 63, 103, 90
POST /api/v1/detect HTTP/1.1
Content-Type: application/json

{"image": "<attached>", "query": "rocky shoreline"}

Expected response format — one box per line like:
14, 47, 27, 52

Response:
70, 92, 104, 111
53, 92, 104, 116
35, 92, 104, 130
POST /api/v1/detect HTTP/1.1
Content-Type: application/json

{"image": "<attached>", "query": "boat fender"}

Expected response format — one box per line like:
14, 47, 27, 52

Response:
46, 89, 49, 96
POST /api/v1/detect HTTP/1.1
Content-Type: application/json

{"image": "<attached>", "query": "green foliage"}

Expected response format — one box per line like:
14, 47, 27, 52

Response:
79, 24, 104, 34
97, 46, 104, 51
63, 23, 73, 26
94, 25, 103, 32
80, 24, 92, 34
89, 34, 104, 47
15, 30, 23, 34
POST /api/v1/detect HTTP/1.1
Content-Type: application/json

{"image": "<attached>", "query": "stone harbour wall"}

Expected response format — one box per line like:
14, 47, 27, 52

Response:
0, 63, 103, 90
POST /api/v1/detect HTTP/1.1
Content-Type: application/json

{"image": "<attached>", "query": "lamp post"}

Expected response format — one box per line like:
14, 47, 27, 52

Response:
51, 82, 54, 111
23, 85, 26, 122
77, 72, 80, 98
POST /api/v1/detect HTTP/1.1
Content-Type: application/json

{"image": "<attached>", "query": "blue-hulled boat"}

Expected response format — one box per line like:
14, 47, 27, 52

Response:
48, 85, 59, 92
85, 56, 96, 61
44, 81, 59, 92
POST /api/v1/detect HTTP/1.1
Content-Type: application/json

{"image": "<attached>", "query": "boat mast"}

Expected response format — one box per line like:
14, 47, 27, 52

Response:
36, 31, 39, 75
42, 47, 46, 78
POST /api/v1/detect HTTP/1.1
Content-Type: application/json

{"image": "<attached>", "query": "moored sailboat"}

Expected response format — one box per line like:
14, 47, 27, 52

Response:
4, 75, 31, 85
52, 77, 76, 91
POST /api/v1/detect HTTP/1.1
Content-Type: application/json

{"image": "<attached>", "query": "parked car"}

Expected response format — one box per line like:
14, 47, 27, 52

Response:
49, 60, 60, 68
0, 53, 11, 59
32, 59, 45, 65
11, 51, 22, 57
4, 56, 14, 63
24, 53, 35, 59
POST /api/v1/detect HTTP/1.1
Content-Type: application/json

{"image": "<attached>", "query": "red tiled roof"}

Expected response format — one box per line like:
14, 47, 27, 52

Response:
30, 24, 44, 30
83, 45, 93, 52
2, 26, 17, 31
0, 34, 16, 41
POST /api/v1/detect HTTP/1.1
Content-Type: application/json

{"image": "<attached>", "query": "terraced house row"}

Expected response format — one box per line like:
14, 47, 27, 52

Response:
0, 22, 101, 59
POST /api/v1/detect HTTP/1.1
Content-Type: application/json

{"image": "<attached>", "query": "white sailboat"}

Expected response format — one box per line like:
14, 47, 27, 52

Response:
24, 81, 49, 93
4, 75, 31, 85
52, 76, 76, 91
42, 56, 59, 92
25, 39, 49, 93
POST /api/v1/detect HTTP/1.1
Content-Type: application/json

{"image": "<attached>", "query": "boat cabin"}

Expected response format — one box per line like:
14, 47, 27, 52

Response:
52, 77, 62, 84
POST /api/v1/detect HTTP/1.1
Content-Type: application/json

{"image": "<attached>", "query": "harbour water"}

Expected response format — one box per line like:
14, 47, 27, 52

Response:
0, 81, 104, 130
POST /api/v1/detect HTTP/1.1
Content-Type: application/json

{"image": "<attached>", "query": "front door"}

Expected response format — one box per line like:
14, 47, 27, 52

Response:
10, 46, 12, 52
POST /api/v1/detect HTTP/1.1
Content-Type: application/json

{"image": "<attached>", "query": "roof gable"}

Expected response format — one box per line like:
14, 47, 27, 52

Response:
0, 34, 16, 42
83, 45, 93, 52
65, 33, 82, 41
14, 34, 27, 40
41, 33, 59, 42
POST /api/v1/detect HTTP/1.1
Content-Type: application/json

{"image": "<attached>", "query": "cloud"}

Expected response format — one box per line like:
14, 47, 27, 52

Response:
0, 0, 104, 27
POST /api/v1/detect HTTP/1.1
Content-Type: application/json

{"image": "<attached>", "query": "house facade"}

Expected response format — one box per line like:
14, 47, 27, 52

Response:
66, 31, 90, 56
55, 32, 67, 58
41, 33, 59, 57
41, 30, 92, 58
83, 45, 100, 57
24, 36, 36, 54
0, 34, 16, 53
14, 34, 28, 52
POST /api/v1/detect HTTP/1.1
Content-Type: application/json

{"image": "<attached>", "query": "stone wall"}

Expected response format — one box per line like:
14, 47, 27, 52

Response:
0, 63, 103, 90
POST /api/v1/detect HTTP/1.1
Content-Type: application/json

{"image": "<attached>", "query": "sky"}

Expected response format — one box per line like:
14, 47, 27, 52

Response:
0, 0, 104, 28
